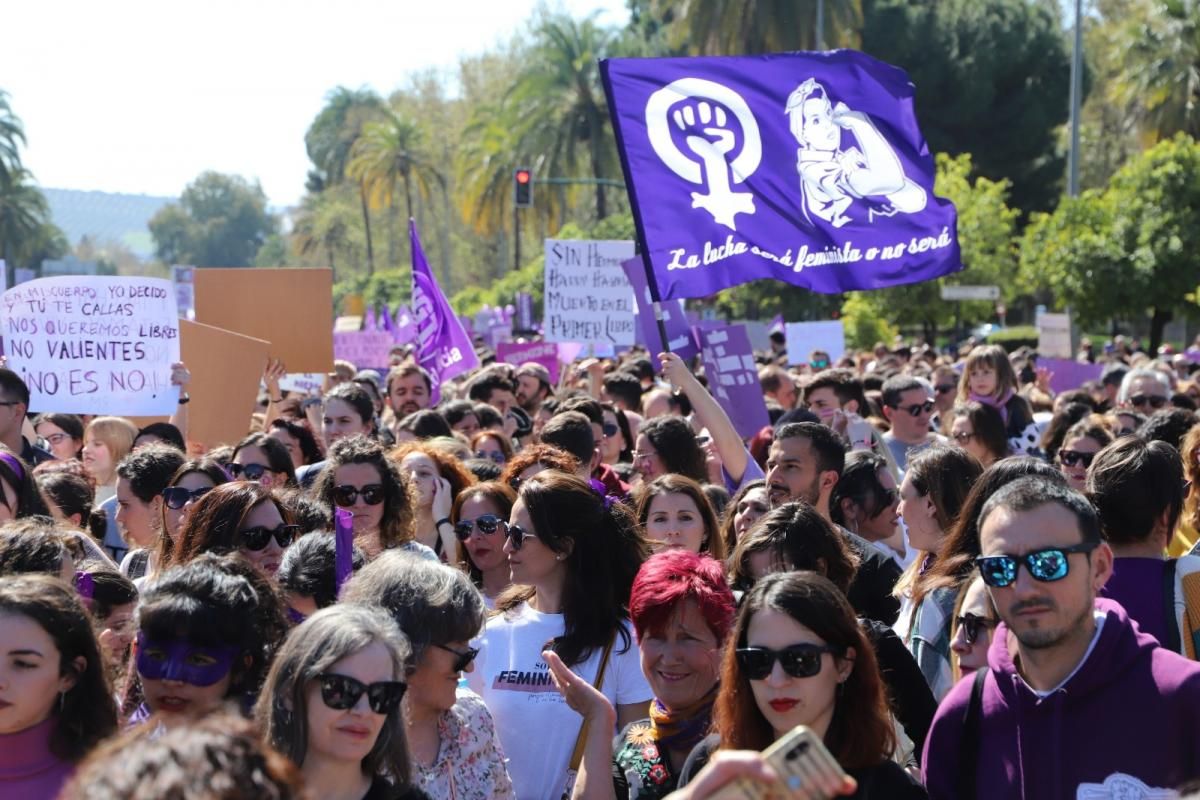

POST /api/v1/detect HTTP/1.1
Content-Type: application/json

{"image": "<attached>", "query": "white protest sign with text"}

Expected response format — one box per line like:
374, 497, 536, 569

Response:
2, 276, 180, 415
785, 320, 846, 365
1037, 312, 1072, 359
277, 373, 325, 396
543, 239, 636, 345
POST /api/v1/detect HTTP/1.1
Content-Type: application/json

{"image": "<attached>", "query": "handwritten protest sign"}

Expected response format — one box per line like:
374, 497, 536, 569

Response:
497, 340, 561, 383
333, 330, 395, 369
278, 373, 325, 396
696, 324, 769, 439
785, 321, 846, 365
2, 276, 179, 415
1038, 312, 1072, 359
543, 240, 636, 345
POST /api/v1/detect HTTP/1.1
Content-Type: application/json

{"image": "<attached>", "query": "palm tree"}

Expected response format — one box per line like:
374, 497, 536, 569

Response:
0, 168, 53, 267
291, 190, 362, 280
659, 0, 862, 54
1108, 0, 1200, 140
0, 90, 25, 185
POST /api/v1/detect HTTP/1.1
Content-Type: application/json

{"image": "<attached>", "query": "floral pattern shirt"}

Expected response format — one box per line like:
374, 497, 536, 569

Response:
413, 688, 515, 800
612, 720, 679, 800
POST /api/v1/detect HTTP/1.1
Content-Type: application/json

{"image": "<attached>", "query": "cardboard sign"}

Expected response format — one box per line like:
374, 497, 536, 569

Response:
696, 324, 770, 439
193, 267, 333, 372
1037, 312, 1072, 359
179, 320, 271, 448
333, 330, 395, 369
543, 239, 636, 345
2, 276, 180, 415
496, 340, 561, 383
785, 320, 846, 365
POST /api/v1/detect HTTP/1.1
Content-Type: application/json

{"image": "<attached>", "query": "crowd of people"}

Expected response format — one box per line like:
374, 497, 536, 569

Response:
3, 328, 1200, 799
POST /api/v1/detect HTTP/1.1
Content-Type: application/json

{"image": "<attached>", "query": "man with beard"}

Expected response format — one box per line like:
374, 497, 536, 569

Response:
385, 363, 433, 422
514, 362, 553, 417
765, 421, 901, 624
923, 479, 1200, 799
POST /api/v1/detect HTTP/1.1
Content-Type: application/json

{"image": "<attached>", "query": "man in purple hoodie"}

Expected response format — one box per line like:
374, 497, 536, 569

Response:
922, 478, 1200, 799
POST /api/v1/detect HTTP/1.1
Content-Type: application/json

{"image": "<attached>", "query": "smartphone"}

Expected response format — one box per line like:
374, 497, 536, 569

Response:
705, 726, 849, 800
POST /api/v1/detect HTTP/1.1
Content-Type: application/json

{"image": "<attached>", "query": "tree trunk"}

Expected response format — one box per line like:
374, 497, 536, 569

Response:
326, 243, 336, 281
359, 184, 375, 276
1150, 306, 1173, 353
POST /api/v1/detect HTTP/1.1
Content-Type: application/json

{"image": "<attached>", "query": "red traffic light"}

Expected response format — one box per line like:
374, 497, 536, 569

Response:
515, 169, 531, 184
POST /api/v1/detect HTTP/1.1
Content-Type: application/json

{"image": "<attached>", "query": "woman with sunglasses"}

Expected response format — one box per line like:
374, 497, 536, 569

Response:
128, 553, 287, 725
172, 482, 299, 579
312, 436, 434, 562
599, 402, 633, 466
230, 433, 296, 489
452, 481, 516, 607
635, 474, 727, 562
392, 442, 477, 561
468, 471, 653, 799
470, 429, 513, 467
1056, 417, 1113, 492
157, 458, 229, 571
343, 552, 514, 799
948, 576, 997, 683
256, 604, 426, 800
678, 572, 926, 799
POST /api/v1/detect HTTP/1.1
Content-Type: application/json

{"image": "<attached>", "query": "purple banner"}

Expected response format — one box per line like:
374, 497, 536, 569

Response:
333, 330, 394, 369
620, 257, 699, 361
696, 324, 770, 439
411, 221, 478, 403
601, 51, 961, 300
497, 340, 561, 384
1038, 358, 1103, 395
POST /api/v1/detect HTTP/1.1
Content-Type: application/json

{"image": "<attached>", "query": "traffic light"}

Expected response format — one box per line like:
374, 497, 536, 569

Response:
514, 168, 533, 208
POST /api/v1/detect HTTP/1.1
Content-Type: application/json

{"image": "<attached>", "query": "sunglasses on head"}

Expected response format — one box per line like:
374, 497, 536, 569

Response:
240, 524, 299, 551
333, 484, 386, 507
433, 643, 480, 673
454, 514, 506, 541
317, 673, 407, 715
735, 643, 842, 680
893, 400, 935, 417
955, 613, 997, 646
504, 522, 541, 551
228, 463, 268, 481
976, 541, 1099, 588
162, 486, 211, 510
1058, 449, 1095, 468
1130, 394, 1167, 410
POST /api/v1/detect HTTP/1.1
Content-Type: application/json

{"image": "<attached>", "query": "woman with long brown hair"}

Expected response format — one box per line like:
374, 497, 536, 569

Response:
171, 482, 297, 580
679, 571, 925, 798
635, 474, 727, 562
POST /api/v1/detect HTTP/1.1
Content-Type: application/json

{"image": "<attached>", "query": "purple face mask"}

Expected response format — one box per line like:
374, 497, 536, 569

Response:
135, 632, 239, 687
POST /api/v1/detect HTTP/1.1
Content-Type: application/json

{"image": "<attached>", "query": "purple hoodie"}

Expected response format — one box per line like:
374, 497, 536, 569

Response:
922, 598, 1200, 799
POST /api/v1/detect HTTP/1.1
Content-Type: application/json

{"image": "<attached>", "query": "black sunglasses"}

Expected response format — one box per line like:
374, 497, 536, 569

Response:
333, 484, 386, 507
505, 522, 540, 551
891, 400, 935, 417
955, 613, 997, 646
228, 463, 270, 481
433, 643, 480, 673
317, 673, 407, 714
162, 486, 211, 510
977, 541, 1099, 588
475, 450, 505, 464
454, 514, 506, 542
602, 422, 619, 438
1058, 449, 1095, 468
1130, 394, 1167, 410
934, 383, 957, 396
735, 643, 842, 680
240, 524, 299, 551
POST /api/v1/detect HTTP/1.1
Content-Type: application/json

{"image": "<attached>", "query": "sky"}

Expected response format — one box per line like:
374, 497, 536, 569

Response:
1, 0, 629, 208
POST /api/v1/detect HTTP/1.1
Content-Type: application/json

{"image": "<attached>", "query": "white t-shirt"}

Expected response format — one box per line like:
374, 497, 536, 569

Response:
468, 602, 652, 800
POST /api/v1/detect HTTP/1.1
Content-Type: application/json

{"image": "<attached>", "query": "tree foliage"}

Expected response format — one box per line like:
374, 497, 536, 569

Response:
149, 172, 277, 267
660, 0, 861, 54
0, 92, 66, 271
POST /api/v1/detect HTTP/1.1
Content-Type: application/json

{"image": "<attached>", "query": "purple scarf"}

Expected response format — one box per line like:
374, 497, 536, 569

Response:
968, 387, 1014, 425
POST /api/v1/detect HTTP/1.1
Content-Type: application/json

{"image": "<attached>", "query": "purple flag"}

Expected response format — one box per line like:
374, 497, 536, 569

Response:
769, 313, 785, 335
695, 324, 770, 439
393, 304, 417, 344
364, 305, 378, 331
411, 220, 478, 402
601, 51, 961, 299
620, 257, 699, 361
380, 304, 395, 336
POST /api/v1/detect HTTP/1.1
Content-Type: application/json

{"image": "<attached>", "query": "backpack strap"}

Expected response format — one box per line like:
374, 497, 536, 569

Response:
956, 668, 989, 800
1162, 558, 1182, 655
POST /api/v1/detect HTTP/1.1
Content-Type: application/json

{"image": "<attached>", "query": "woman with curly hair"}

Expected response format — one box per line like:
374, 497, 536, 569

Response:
390, 441, 476, 560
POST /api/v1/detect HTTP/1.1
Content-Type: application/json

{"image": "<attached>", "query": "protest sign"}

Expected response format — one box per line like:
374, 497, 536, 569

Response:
785, 320, 846, 365
278, 373, 325, 396
194, 267, 333, 372
1038, 358, 1102, 396
171, 265, 195, 321
1038, 312, 1072, 359
178, 320, 270, 448
601, 51, 961, 300
2, 276, 179, 415
543, 239, 637, 345
411, 221, 478, 402
333, 330, 395, 369
621, 257, 698, 360
696, 324, 770, 439
497, 340, 561, 384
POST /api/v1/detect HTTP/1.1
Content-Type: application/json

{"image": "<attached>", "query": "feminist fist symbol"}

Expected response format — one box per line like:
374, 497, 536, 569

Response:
673, 100, 756, 230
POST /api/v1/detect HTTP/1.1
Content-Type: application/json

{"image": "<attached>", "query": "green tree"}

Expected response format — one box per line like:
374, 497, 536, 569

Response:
149, 172, 278, 267
1020, 134, 1200, 350
862, 0, 1072, 213
0, 168, 65, 269
1106, 0, 1200, 141
0, 90, 24, 184
659, 0, 861, 53
291, 187, 364, 278
841, 291, 898, 350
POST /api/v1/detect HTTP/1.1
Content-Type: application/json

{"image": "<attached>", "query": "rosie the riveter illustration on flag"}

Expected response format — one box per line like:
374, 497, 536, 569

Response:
601, 50, 961, 300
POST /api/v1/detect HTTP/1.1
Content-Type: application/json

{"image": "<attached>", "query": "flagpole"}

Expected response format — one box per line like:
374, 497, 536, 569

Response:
638, 251, 672, 355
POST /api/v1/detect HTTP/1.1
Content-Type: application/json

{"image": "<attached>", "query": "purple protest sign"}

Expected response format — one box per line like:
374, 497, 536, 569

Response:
333, 330, 395, 369
496, 340, 561, 384
621, 257, 699, 361
601, 51, 961, 300
1038, 358, 1103, 395
696, 324, 770, 439
411, 221, 478, 402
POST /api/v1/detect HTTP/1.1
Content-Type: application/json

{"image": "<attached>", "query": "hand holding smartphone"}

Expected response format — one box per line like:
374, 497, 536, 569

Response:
703, 726, 854, 800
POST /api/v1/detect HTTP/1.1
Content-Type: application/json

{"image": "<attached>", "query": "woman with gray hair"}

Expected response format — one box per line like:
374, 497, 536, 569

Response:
342, 551, 514, 799
254, 604, 425, 800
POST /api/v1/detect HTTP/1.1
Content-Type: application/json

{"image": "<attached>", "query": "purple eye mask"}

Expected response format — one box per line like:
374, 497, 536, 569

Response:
135, 632, 239, 687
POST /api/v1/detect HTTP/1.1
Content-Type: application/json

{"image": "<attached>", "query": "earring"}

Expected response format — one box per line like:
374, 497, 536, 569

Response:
57, 691, 66, 713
